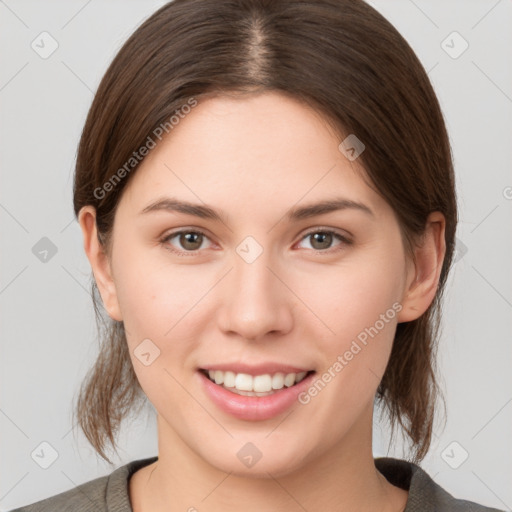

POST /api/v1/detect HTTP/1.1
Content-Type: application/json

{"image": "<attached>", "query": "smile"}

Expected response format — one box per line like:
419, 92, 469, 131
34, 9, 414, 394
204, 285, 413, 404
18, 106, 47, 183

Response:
200, 369, 311, 396
197, 367, 317, 421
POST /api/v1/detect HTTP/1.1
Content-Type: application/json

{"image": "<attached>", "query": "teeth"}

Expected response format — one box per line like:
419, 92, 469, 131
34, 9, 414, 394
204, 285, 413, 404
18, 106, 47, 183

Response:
223, 371, 236, 388
284, 373, 296, 387
272, 372, 285, 389
204, 369, 309, 392
235, 373, 253, 391
253, 374, 272, 392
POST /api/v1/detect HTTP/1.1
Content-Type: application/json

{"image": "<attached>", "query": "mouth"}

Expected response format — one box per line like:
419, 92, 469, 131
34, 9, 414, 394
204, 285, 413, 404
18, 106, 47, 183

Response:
199, 368, 315, 397
197, 366, 317, 421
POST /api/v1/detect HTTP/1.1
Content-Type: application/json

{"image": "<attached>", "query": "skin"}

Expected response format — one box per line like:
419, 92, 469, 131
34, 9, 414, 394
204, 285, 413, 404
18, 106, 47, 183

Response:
79, 91, 446, 512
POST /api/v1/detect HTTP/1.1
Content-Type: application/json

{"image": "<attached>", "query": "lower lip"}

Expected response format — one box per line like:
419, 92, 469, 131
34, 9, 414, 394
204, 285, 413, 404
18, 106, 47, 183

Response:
197, 370, 316, 421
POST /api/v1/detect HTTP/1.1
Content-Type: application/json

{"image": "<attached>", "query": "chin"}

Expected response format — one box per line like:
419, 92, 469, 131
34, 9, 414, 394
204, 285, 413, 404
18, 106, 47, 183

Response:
199, 437, 313, 479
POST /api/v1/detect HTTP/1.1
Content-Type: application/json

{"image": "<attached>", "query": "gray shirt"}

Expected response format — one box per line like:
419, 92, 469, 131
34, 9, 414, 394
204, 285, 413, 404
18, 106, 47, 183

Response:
10, 456, 505, 511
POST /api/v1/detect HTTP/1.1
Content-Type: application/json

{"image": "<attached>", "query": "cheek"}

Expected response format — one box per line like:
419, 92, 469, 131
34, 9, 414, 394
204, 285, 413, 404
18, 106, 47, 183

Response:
295, 241, 406, 389
112, 248, 222, 402
303, 245, 405, 336
113, 243, 212, 337
292, 258, 404, 434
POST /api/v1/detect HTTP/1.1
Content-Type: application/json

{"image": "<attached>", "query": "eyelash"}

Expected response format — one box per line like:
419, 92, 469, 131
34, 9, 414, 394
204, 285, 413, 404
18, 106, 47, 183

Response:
160, 227, 352, 256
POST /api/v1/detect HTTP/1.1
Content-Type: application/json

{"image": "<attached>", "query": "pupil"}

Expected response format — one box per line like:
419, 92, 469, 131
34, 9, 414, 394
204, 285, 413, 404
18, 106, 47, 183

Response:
181, 232, 202, 250
312, 232, 331, 250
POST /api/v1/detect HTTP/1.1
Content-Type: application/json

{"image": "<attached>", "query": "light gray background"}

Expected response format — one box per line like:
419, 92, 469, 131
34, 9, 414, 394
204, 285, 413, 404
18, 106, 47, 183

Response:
1, 0, 511, 510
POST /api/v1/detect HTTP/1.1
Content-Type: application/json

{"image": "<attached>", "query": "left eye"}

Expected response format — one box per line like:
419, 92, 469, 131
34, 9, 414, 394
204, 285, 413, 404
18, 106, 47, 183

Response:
163, 231, 212, 252
297, 230, 348, 251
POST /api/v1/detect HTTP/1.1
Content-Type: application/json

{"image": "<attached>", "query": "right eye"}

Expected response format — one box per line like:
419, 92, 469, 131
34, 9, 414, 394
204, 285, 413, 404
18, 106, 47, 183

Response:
160, 229, 214, 255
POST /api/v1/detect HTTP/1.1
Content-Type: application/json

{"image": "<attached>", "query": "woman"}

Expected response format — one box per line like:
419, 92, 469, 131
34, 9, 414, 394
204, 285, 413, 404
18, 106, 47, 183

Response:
11, 0, 505, 510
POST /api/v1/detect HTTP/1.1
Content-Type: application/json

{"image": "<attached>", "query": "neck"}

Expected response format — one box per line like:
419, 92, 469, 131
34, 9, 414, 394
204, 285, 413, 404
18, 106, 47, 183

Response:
129, 405, 407, 512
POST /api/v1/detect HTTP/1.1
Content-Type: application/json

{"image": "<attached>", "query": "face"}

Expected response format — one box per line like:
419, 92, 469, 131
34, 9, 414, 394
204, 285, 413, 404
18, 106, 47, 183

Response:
99, 92, 416, 477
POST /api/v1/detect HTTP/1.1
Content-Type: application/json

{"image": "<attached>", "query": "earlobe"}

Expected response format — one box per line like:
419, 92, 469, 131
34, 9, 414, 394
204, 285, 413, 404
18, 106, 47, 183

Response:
397, 212, 446, 323
78, 206, 123, 322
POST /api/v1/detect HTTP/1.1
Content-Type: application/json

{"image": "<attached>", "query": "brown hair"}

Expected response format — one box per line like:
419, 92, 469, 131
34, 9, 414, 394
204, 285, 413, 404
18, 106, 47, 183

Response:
72, 0, 456, 464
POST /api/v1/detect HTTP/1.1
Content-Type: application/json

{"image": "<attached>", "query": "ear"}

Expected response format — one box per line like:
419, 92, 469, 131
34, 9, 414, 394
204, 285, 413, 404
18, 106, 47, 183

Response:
78, 206, 123, 322
397, 211, 446, 323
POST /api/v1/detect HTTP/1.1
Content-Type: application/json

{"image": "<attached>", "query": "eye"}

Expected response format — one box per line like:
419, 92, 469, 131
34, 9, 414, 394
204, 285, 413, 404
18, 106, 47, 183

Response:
161, 230, 213, 254
160, 227, 351, 255
296, 229, 351, 252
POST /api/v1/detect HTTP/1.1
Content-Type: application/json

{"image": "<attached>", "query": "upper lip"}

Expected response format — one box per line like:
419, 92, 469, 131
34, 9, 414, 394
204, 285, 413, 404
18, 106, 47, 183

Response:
199, 363, 314, 376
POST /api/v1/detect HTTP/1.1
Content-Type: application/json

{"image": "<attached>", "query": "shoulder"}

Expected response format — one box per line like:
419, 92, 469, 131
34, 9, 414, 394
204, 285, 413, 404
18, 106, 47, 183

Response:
9, 472, 110, 512
375, 457, 505, 512
9, 456, 158, 512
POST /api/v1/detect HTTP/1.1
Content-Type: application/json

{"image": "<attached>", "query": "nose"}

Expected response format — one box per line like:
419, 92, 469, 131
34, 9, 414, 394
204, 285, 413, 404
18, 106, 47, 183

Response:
216, 247, 294, 342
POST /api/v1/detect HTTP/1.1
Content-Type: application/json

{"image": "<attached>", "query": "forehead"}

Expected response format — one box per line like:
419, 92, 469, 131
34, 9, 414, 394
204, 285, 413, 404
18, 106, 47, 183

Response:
117, 91, 387, 220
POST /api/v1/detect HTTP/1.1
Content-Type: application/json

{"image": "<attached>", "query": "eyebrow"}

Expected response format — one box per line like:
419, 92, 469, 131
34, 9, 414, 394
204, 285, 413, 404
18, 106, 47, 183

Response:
139, 196, 374, 222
